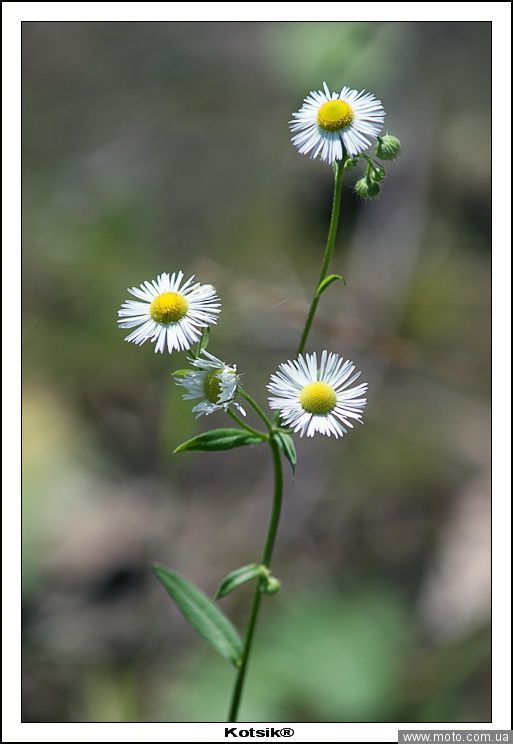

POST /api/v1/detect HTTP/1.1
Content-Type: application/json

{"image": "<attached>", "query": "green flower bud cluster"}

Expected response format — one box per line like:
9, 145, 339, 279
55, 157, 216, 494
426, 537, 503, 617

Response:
347, 133, 401, 201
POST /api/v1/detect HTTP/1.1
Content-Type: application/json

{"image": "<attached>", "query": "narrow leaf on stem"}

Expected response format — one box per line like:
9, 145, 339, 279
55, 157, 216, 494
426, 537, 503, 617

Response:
274, 431, 297, 475
315, 273, 346, 298
152, 564, 243, 666
216, 564, 268, 599
174, 428, 265, 453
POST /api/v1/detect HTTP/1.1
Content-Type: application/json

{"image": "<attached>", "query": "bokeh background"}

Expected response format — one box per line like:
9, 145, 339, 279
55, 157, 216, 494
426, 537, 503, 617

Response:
22, 21, 491, 723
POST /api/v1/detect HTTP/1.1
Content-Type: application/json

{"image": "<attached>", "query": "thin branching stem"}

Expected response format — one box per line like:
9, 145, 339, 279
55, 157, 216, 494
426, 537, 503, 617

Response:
227, 408, 268, 439
227, 155, 348, 722
296, 154, 347, 357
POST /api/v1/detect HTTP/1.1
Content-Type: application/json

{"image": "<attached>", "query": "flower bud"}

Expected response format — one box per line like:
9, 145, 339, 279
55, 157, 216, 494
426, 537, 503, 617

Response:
262, 576, 281, 595
355, 177, 380, 199
344, 157, 360, 170
376, 134, 401, 161
371, 164, 386, 182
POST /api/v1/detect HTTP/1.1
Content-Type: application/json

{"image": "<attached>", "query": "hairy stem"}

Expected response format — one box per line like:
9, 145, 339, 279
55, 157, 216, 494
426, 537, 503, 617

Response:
296, 154, 347, 356
228, 435, 283, 722
227, 155, 347, 720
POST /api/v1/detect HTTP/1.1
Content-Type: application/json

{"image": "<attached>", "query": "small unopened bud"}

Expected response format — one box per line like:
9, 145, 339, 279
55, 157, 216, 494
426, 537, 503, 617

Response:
263, 576, 281, 595
371, 164, 386, 182
355, 177, 380, 199
344, 157, 359, 170
376, 134, 401, 161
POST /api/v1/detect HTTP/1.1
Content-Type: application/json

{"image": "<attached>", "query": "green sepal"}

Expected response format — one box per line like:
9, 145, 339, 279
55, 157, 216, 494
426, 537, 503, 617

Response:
172, 369, 191, 378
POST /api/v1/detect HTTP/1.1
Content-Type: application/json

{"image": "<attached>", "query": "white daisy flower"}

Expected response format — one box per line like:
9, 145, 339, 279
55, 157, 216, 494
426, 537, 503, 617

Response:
117, 272, 221, 353
267, 351, 367, 438
174, 350, 246, 418
290, 82, 385, 163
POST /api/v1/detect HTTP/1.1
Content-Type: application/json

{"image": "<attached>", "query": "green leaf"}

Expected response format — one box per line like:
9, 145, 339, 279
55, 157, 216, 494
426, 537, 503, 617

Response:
172, 369, 191, 378
174, 428, 264, 453
152, 564, 243, 666
216, 564, 268, 599
275, 431, 297, 475
315, 274, 346, 298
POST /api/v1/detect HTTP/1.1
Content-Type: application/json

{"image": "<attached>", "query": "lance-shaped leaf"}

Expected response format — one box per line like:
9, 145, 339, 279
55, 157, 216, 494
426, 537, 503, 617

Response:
315, 273, 346, 298
153, 564, 243, 666
274, 431, 297, 475
216, 564, 268, 599
174, 428, 264, 453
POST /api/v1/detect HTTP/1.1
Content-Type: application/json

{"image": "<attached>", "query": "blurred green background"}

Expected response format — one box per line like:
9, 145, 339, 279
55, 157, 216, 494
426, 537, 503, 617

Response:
22, 21, 491, 723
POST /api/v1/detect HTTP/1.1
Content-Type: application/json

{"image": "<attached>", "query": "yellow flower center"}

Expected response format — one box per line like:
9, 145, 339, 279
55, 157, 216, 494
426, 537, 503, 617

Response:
150, 292, 188, 324
317, 99, 353, 131
203, 369, 223, 404
299, 381, 337, 415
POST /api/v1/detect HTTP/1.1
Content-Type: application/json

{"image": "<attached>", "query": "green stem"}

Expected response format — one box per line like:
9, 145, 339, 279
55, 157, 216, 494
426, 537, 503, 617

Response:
228, 155, 347, 721
228, 435, 283, 722
239, 389, 274, 433
227, 408, 268, 439
296, 154, 347, 357
361, 153, 384, 171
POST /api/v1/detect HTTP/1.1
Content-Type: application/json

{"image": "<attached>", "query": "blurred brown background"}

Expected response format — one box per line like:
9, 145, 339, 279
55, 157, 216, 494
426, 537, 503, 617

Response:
22, 21, 491, 722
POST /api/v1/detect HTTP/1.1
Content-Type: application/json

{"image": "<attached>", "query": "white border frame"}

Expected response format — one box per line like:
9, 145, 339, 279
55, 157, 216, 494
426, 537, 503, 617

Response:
3, 3, 511, 741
